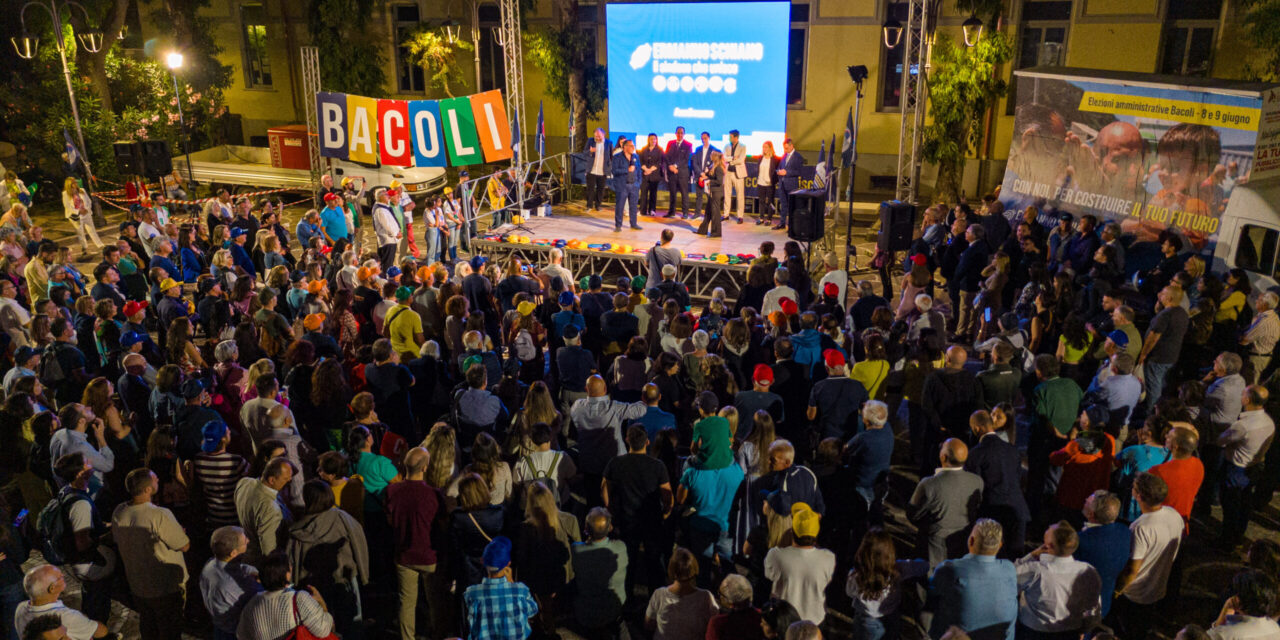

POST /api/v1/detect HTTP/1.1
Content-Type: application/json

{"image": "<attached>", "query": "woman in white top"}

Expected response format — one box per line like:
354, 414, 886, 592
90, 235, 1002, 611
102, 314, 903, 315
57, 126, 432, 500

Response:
846, 529, 929, 640
422, 196, 441, 264
61, 177, 104, 256
645, 547, 719, 640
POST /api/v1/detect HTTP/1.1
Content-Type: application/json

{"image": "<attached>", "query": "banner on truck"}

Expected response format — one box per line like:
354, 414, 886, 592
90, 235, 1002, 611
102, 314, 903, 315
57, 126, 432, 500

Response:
317, 90, 512, 168
999, 72, 1269, 252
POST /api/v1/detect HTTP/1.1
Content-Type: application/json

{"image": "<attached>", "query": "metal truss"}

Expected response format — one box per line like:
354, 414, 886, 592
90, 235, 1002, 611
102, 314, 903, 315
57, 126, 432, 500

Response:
300, 46, 323, 204
896, 0, 934, 205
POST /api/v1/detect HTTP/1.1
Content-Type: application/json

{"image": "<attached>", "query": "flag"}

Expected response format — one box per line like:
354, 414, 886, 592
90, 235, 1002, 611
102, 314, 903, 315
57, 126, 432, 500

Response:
828, 133, 838, 199
813, 140, 828, 190
536, 101, 545, 158
510, 112, 521, 160
63, 129, 80, 171
567, 107, 577, 152
841, 106, 855, 168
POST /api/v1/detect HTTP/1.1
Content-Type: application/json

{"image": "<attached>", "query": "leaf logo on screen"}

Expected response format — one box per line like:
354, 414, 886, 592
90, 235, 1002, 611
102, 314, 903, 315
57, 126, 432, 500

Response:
630, 44, 652, 70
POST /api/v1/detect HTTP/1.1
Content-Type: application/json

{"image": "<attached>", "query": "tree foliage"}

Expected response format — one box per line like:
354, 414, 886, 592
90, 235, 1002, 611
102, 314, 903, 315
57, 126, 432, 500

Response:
144, 0, 234, 92
524, 25, 606, 145
1238, 0, 1280, 81
921, 30, 1013, 203
403, 27, 474, 98
306, 0, 387, 97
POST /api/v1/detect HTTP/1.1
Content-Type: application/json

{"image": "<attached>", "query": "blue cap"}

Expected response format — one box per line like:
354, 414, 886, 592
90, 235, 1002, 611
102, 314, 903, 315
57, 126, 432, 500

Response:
558, 290, 575, 307
387, 266, 402, 278
588, 274, 603, 290
120, 331, 145, 348
14, 346, 39, 363
181, 378, 206, 400
470, 255, 487, 270
482, 536, 513, 570
201, 421, 228, 453
1106, 330, 1129, 347
230, 227, 247, 238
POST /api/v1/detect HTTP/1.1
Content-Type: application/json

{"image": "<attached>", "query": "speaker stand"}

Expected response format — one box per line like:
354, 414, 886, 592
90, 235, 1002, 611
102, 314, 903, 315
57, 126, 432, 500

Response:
843, 76, 865, 274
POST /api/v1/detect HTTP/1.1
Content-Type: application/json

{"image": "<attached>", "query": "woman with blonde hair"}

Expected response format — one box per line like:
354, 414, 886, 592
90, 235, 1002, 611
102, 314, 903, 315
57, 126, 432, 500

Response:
421, 423, 458, 490
507, 381, 562, 456
61, 177, 103, 256
243, 358, 277, 403
516, 481, 581, 635
260, 233, 287, 271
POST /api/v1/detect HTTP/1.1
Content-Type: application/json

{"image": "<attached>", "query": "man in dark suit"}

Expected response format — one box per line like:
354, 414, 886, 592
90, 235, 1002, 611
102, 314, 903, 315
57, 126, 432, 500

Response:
639, 133, 664, 216
965, 408, 1030, 558
611, 139, 642, 231
775, 138, 803, 230
952, 223, 991, 342
663, 126, 693, 218
585, 128, 612, 212
691, 131, 718, 220
769, 337, 807, 444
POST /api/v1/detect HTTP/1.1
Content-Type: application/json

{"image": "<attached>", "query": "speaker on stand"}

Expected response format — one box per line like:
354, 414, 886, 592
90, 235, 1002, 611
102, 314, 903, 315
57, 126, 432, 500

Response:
878, 200, 916, 252
141, 140, 173, 180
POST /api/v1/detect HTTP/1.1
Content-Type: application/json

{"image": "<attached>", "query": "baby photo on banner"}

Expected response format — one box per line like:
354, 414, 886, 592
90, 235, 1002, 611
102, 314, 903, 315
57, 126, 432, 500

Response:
316, 89, 513, 168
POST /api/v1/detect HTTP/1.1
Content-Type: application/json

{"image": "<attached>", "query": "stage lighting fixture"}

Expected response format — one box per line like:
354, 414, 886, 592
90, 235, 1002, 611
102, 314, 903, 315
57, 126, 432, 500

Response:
847, 65, 868, 83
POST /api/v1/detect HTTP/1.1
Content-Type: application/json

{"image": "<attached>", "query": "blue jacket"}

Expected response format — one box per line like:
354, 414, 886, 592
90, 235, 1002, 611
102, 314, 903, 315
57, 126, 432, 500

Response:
179, 247, 203, 283
929, 553, 1018, 640
953, 238, 991, 292
778, 150, 804, 191
296, 219, 321, 248
585, 138, 613, 174
1075, 522, 1131, 617
149, 254, 180, 281
229, 242, 255, 277
790, 329, 824, 378
611, 152, 640, 186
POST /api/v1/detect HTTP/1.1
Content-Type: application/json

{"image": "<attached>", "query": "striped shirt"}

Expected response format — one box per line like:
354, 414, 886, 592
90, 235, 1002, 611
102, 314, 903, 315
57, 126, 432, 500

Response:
192, 451, 248, 527
236, 589, 333, 640
1242, 309, 1279, 356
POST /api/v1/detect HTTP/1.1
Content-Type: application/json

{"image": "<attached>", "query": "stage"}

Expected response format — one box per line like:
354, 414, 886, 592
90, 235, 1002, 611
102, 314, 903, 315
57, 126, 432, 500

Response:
473, 201, 880, 302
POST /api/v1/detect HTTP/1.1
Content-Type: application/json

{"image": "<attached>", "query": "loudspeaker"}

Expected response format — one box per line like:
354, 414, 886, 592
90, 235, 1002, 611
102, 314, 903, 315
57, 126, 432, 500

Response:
141, 140, 173, 179
787, 189, 827, 242
878, 200, 916, 252
113, 141, 143, 175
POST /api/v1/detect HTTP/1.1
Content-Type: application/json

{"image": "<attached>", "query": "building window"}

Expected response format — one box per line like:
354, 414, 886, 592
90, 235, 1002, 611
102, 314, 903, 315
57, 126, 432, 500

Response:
394, 4, 425, 93
577, 3, 600, 66
878, 1, 909, 111
787, 3, 809, 107
1160, 0, 1222, 76
477, 4, 505, 92
240, 3, 272, 87
1005, 0, 1070, 114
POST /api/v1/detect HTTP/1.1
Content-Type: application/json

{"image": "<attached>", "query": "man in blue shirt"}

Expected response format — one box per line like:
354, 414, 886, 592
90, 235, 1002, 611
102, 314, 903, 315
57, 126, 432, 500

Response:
318, 192, 349, 245
929, 519, 1019, 640
148, 240, 181, 282
634, 383, 676, 441
552, 290, 585, 341
1084, 351, 1142, 429
678, 451, 744, 574
845, 400, 894, 510
464, 537, 539, 640
227, 228, 255, 277
295, 209, 322, 249
1074, 490, 1131, 619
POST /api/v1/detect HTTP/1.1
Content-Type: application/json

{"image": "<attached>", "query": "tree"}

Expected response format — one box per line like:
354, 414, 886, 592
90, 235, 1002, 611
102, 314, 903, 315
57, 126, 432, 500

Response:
1238, 0, 1280, 81
921, 30, 1013, 203
524, 0, 606, 147
306, 0, 387, 97
402, 27, 474, 98
144, 0, 234, 92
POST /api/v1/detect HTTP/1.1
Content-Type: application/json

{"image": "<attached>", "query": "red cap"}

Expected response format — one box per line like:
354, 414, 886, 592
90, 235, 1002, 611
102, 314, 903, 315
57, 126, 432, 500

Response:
753, 364, 774, 384
823, 348, 846, 368
122, 300, 149, 317
823, 282, 839, 297
323, 192, 339, 203
910, 253, 928, 267
384, 189, 399, 199
780, 298, 799, 316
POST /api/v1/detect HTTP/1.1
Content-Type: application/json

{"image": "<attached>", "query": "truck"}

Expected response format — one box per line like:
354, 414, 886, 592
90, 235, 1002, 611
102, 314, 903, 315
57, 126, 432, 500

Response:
999, 67, 1280, 292
175, 144, 448, 207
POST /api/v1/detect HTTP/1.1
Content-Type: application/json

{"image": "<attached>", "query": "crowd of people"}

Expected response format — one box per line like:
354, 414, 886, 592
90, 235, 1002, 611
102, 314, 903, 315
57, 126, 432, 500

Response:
0, 179, 1276, 640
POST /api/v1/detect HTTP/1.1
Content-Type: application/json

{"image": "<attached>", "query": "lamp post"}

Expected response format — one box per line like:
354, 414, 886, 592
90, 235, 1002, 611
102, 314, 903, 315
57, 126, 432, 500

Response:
11, 0, 104, 204
166, 52, 195, 187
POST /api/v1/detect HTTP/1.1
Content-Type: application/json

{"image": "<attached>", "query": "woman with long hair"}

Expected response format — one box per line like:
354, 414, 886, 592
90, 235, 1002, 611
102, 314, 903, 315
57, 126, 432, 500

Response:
644, 547, 718, 640
650, 352, 684, 417
345, 425, 401, 510
977, 251, 1011, 340
421, 423, 458, 490
452, 432, 511, 505
166, 317, 206, 372
608, 336, 651, 402
1029, 291, 1056, 354
700, 354, 738, 408
1055, 312, 1092, 385
507, 382, 562, 457
733, 264, 771, 318
448, 473, 504, 591
895, 263, 934, 322
846, 528, 929, 640
327, 288, 360, 355
61, 177, 103, 257
145, 427, 189, 513
178, 225, 206, 283
516, 481, 581, 635
719, 318, 753, 389
243, 358, 277, 404
507, 310, 545, 384
310, 358, 353, 450
444, 294, 469, 362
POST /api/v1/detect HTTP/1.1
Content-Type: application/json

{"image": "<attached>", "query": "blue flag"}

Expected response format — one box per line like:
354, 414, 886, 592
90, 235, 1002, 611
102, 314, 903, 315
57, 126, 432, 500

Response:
841, 106, 855, 168
813, 140, 828, 190
510, 112, 521, 161
536, 101, 546, 158
63, 129, 81, 171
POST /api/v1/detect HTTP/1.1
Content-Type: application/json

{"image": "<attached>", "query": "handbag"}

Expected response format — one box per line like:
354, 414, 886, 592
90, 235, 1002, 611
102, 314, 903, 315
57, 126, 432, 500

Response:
286, 591, 340, 640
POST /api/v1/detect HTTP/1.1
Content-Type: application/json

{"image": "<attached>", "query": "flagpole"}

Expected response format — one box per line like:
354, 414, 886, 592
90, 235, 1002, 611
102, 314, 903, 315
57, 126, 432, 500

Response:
844, 79, 865, 275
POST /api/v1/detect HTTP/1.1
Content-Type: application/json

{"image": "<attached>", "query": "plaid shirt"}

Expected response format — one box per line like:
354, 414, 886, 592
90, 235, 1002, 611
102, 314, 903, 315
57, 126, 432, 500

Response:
463, 577, 539, 640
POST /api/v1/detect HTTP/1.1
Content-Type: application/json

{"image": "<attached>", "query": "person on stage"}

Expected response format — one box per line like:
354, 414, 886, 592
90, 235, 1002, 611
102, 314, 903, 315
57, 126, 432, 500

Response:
776, 139, 804, 231
613, 139, 643, 232
696, 151, 726, 239
724, 129, 748, 224
756, 141, 780, 226
585, 128, 612, 213
664, 126, 693, 219
692, 131, 718, 221
639, 133, 664, 216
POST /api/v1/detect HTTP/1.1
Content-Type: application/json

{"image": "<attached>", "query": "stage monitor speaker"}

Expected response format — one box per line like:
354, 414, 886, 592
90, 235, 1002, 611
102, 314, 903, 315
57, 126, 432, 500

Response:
878, 201, 916, 252
787, 189, 827, 242
113, 141, 143, 176
141, 140, 173, 179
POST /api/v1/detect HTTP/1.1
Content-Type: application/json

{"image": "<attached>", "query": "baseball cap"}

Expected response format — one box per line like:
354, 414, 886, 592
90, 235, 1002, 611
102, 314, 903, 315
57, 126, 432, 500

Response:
517, 301, 536, 316
482, 536, 513, 570
910, 253, 928, 267
631, 275, 647, 292
120, 331, 145, 348
558, 291, 576, 307
180, 378, 205, 400
387, 266, 402, 279
14, 346, 39, 364
753, 364, 774, 385
470, 255, 487, 270
384, 189, 399, 199
768, 311, 787, 328
323, 192, 339, 203
416, 266, 433, 283
395, 286, 412, 301
1058, 212, 1074, 222
1106, 330, 1130, 347
290, 271, 307, 283
230, 227, 247, 238
823, 349, 846, 368
356, 266, 372, 281
791, 502, 821, 538
823, 282, 839, 298
201, 421, 228, 453
304, 313, 326, 331
780, 298, 799, 316
159, 278, 181, 292
307, 279, 328, 294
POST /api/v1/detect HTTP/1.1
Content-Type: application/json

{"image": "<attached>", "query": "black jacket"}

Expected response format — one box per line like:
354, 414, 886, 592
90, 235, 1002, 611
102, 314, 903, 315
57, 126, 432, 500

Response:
965, 432, 1031, 522
953, 239, 991, 293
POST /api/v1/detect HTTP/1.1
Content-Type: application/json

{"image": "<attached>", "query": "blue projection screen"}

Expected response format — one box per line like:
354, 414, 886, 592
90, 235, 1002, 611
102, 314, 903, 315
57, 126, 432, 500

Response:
606, 1, 790, 152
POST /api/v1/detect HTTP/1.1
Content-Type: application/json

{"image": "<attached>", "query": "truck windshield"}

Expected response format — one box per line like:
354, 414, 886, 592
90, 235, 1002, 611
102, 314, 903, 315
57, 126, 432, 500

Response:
1235, 224, 1279, 277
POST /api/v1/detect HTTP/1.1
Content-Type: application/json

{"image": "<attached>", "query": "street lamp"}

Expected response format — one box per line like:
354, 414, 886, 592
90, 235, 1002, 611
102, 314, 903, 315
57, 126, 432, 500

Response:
11, 0, 105, 207
882, 17, 904, 49
962, 15, 985, 47
165, 52, 195, 189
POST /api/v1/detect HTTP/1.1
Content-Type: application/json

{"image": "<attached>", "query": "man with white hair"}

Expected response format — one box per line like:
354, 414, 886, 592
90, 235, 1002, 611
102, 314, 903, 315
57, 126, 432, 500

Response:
761, 266, 798, 318
817, 251, 847, 307
13, 565, 107, 640
654, 263, 691, 310
845, 401, 894, 512
543, 248, 573, 291
334, 250, 359, 292
929, 519, 1018, 640
1240, 291, 1279, 383
908, 293, 946, 342
707, 574, 758, 638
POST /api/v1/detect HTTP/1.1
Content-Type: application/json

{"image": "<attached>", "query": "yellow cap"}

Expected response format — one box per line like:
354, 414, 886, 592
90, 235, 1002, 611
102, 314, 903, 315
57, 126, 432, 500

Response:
389, 179, 402, 189
791, 502, 820, 538
517, 300, 536, 316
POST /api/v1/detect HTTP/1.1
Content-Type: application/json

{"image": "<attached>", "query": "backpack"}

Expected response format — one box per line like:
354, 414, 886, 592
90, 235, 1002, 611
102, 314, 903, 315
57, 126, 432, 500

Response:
999, 331, 1036, 374
35, 488, 89, 565
520, 452, 563, 501
38, 342, 68, 388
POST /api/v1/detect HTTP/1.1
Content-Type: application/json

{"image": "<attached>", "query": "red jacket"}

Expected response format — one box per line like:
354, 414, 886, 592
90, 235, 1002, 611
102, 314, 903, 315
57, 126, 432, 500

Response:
1050, 433, 1116, 511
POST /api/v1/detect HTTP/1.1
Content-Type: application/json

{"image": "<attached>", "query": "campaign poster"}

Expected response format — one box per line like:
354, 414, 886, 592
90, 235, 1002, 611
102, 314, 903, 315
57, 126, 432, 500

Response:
999, 70, 1265, 252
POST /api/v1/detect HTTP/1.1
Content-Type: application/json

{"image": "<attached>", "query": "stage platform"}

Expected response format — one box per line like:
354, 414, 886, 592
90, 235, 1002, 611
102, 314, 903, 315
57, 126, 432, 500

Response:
474, 202, 879, 302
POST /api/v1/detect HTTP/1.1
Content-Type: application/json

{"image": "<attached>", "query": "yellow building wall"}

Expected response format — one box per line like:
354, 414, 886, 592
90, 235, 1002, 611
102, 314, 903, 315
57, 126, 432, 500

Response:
1064, 22, 1162, 72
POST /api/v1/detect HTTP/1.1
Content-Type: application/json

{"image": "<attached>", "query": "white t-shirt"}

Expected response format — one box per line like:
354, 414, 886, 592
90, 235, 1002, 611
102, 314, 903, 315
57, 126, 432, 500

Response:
819, 270, 849, 307
761, 285, 799, 318
645, 586, 718, 640
14, 601, 101, 640
765, 545, 837, 624
1123, 505, 1184, 604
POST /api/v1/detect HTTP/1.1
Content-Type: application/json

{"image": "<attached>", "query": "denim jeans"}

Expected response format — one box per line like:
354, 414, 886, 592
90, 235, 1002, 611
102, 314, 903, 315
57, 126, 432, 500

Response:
1143, 361, 1173, 412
